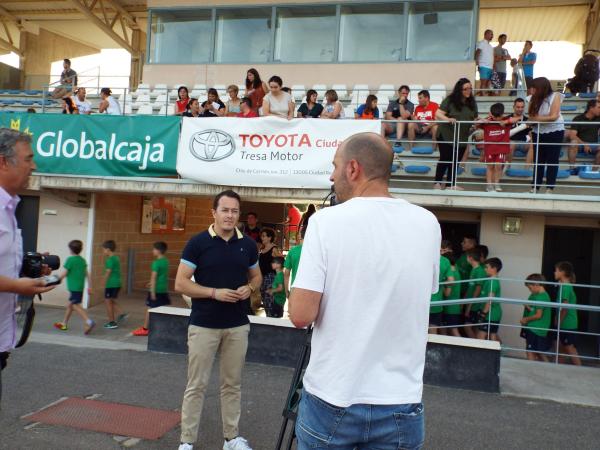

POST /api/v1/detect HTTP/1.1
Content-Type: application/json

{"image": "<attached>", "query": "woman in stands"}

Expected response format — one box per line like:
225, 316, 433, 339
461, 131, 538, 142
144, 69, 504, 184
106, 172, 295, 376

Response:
258, 228, 281, 317
434, 78, 478, 190
244, 68, 269, 114
297, 89, 323, 118
262, 76, 294, 119
527, 77, 565, 193
61, 96, 78, 114
174, 86, 190, 116
200, 88, 225, 117
321, 89, 344, 119
224, 85, 242, 116
182, 98, 202, 118
98, 88, 122, 115
355, 95, 379, 119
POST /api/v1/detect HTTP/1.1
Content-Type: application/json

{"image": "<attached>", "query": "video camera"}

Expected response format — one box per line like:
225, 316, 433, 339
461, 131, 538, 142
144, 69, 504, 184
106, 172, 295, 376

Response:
21, 252, 61, 286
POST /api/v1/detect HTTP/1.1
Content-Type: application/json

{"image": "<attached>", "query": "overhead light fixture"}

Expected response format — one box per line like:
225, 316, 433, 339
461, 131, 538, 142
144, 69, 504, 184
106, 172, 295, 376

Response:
502, 216, 522, 235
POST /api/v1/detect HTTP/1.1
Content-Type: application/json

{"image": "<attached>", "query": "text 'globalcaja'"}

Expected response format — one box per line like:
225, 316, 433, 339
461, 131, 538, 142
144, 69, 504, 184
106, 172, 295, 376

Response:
35, 131, 166, 170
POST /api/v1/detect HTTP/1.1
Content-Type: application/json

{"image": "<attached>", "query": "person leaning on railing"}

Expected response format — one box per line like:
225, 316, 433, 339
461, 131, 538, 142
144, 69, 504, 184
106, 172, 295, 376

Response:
527, 77, 565, 193
434, 78, 479, 190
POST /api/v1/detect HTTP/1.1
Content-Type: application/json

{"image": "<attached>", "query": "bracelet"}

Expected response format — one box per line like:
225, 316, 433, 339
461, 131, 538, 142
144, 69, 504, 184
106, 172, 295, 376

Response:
211, 288, 216, 300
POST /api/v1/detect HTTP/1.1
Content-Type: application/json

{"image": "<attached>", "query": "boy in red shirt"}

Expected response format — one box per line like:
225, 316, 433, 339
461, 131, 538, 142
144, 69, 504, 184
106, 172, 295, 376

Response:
408, 90, 439, 150
237, 97, 258, 118
478, 103, 513, 192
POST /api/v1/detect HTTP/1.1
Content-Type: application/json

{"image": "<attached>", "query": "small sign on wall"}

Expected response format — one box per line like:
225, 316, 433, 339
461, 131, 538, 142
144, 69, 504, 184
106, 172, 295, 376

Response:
141, 197, 187, 234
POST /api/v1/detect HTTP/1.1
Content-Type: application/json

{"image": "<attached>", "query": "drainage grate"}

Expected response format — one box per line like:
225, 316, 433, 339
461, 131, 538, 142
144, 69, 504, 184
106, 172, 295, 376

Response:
24, 397, 180, 440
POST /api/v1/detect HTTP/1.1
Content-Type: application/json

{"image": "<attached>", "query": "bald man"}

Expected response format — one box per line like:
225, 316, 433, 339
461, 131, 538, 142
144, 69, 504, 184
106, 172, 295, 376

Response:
289, 132, 440, 449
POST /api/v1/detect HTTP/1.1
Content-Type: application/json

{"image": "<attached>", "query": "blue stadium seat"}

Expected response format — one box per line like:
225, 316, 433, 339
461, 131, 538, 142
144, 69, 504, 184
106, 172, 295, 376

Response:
411, 146, 434, 155
578, 166, 600, 179
0, 99, 15, 105
456, 166, 465, 175
578, 92, 596, 99
560, 105, 577, 112
472, 167, 487, 176
8, 89, 21, 95
471, 147, 481, 156
391, 164, 401, 172
506, 168, 533, 177
555, 169, 571, 179
24, 90, 43, 95
393, 145, 404, 154
19, 100, 35, 106
405, 165, 431, 174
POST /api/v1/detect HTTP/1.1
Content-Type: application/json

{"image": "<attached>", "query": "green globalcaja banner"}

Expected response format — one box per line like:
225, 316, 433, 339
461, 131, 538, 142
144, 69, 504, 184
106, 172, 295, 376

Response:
0, 112, 180, 177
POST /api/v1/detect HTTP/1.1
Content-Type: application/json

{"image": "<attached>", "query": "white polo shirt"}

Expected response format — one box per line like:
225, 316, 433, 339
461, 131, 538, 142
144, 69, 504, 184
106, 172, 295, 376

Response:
476, 39, 494, 69
293, 196, 440, 407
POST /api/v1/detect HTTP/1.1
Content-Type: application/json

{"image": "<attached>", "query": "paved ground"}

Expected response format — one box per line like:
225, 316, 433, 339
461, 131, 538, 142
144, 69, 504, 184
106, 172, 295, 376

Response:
1, 341, 599, 450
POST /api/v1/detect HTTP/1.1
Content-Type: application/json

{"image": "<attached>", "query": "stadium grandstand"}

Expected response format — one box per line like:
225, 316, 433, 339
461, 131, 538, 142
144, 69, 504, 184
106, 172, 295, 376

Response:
0, 0, 600, 375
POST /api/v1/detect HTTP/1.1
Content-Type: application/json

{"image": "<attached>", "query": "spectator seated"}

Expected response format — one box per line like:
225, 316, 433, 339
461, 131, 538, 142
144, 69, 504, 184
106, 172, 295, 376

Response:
404, 165, 431, 174
578, 165, 600, 179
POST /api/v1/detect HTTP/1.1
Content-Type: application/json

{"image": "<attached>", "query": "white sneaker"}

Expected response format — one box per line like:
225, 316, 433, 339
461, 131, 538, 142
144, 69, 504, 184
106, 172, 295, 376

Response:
485, 185, 494, 192
178, 444, 193, 450
495, 184, 503, 192
223, 436, 252, 450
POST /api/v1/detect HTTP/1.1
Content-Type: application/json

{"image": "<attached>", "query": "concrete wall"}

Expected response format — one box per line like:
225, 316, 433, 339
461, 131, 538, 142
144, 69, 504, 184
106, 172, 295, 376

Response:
143, 61, 474, 91
21, 29, 99, 90
0, 62, 22, 89
35, 193, 91, 307
91, 193, 213, 306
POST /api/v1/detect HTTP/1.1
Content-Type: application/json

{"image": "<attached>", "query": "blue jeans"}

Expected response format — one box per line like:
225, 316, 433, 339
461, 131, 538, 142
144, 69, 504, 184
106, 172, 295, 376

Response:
295, 390, 425, 449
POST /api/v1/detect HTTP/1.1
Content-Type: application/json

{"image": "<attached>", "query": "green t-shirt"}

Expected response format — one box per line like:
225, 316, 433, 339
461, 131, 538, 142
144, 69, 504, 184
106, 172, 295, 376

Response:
151, 257, 169, 294
558, 283, 578, 330
456, 253, 471, 284
480, 278, 502, 323
466, 264, 487, 311
64, 255, 87, 292
105, 254, 122, 288
523, 291, 551, 337
444, 266, 463, 315
431, 255, 451, 313
272, 271, 286, 306
284, 244, 303, 286
437, 96, 478, 145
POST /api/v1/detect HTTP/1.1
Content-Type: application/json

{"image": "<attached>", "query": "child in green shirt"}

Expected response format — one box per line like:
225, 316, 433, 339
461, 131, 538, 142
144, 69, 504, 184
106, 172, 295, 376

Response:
463, 247, 486, 339
54, 240, 95, 334
102, 240, 126, 329
133, 241, 171, 336
443, 252, 463, 338
267, 257, 286, 318
554, 261, 582, 366
476, 257, 502, 342
520, 273, 551, 362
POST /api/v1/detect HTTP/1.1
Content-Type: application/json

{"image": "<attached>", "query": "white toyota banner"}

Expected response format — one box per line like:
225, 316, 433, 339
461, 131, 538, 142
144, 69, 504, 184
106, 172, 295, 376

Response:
177, 116, 382, 188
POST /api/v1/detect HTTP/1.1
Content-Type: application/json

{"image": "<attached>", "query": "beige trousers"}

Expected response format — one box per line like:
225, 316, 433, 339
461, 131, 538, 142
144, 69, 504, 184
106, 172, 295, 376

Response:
180, 324, 250, 443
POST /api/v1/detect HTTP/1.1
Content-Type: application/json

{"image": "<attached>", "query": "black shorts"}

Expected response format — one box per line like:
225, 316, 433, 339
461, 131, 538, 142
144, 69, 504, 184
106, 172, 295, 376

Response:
69, 291, 83, 305
444, 314, 462, 327
145, 292, 171, 309
465, 310, 481, 324
104, 287, 120, 299
525, 330, 550, 352
478, 321, 500, 334
558, 331, 578, 346
429, 312, 443, 326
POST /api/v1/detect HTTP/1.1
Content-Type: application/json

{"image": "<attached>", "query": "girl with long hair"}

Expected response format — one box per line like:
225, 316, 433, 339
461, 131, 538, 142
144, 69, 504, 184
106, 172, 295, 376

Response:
355, 95, 379, 119
528, 77, 565, 193
434, 78, 479, 190
244, 68, 269, 114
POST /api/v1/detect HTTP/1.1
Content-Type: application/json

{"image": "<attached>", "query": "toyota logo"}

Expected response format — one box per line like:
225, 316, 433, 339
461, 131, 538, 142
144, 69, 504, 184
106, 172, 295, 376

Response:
190, 130, 236, 162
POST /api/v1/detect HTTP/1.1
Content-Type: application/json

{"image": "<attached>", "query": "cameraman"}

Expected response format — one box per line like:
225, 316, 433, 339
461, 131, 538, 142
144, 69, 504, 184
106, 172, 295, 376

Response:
290, 133, 440, 449
0, 129, 54, 404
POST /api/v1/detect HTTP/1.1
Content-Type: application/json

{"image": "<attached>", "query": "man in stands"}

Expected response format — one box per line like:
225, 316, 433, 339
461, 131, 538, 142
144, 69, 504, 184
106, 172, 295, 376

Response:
506, 98, 532, 167
475, 29, 494, 95
240, 212, 261, 243
566, 99, 600, 173
284, 203, 301, 246
237, 97, 257, 118
407, 90, 439, 151
73, 88, 92, 115
52, 59, 78, 99
493, 34, 511, 95
384, 85, 414, 144
290, 132, 440, 449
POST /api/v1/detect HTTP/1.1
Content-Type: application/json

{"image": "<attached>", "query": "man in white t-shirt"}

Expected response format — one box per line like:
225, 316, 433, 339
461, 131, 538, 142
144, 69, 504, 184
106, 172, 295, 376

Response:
289, 132, 440, 450
475, 29, 494, 95
73, 88, 92, 115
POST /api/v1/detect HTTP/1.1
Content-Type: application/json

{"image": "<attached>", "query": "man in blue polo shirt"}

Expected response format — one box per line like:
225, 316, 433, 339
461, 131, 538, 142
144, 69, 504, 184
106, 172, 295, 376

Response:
175, 190, 262, 450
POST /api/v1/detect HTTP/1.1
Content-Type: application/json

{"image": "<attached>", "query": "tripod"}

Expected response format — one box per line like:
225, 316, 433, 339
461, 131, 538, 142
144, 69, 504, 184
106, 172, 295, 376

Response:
275, 326, 313, 450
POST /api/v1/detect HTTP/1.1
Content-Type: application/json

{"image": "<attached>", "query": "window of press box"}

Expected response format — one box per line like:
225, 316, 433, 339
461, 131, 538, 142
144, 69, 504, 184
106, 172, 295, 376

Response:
214, 8, 273, 63
339, 3, 405, 63
405, 1, 475, 62
274, 6, 337, 63
149, 10, 212, 63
